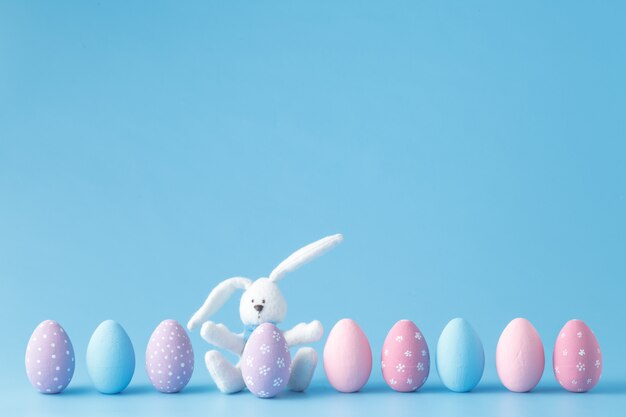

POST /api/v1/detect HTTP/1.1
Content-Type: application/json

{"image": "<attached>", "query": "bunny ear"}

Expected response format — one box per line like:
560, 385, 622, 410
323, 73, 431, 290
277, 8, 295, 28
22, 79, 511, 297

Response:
187, 277, 252, 330
268, 234, 344, 283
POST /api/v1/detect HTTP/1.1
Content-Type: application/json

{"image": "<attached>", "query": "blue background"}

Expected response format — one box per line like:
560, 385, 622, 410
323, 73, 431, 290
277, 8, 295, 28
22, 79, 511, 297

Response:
1, 1, 625, 416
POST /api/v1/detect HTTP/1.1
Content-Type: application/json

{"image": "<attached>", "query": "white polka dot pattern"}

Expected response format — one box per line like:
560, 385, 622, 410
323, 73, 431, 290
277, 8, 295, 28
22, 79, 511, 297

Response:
145, 319, 194, 393
25, 320, 75, 394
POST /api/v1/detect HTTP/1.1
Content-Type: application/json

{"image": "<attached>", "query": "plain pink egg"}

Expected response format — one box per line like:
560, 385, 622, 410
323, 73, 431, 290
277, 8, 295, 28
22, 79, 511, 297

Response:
496, 318, 545, 392
323, 318, 372, 392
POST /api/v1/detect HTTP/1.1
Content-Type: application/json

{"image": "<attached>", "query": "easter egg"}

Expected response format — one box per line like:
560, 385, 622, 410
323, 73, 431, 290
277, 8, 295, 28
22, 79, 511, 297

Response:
382, 319, 430, 392
323, 318, 372, 392
241, 323, 291, 398
145, 319, 194, 393
496, 318, 544, 392
553, 319, 602, 392
25, 320, 75, 394
86, 320, 135, 394
436, 318, 484, 392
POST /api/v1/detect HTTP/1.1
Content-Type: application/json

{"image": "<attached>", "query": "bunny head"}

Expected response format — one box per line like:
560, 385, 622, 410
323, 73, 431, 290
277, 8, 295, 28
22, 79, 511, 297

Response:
239, 278, 286, 326
188, 234, 343, 331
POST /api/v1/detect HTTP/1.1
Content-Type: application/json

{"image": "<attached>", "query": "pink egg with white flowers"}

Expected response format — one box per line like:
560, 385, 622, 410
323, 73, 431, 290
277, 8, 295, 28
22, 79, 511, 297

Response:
241, 323, 291, 398
553, 319, 602, 392
381, 320, 430, 392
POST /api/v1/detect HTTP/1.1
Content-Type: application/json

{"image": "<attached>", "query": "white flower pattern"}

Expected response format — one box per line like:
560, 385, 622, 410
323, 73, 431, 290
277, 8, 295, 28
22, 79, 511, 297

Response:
276, 357, 286, 368
383, 325, 429, 391
555, 323, 601, 391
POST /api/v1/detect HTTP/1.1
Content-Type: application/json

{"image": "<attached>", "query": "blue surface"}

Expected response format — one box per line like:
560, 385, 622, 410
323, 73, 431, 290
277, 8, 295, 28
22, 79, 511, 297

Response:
1, 1, 625, 416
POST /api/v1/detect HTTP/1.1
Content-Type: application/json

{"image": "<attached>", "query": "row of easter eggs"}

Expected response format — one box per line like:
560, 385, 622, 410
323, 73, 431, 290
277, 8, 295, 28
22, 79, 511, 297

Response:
26, 317, 602, 397
25, 319, 194, 394
324, 317, 602, 394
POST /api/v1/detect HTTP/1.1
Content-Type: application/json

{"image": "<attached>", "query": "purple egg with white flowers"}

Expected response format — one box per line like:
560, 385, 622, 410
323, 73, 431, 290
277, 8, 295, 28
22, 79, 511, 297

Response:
25, 320, 75, 394
241, 323, 291, 398
146, 320, 194, 393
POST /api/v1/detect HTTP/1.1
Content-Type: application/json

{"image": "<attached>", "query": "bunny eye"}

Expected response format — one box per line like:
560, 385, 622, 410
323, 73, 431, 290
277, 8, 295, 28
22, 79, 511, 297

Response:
262, 299, 265, 304
251, 299, 254, 303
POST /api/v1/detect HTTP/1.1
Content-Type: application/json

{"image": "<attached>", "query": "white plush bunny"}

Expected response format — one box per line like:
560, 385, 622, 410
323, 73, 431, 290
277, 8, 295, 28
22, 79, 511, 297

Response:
187, 234, 343, 394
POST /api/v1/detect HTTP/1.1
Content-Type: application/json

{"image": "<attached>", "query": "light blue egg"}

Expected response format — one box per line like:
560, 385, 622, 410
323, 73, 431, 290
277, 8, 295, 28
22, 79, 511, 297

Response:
436, 318, 484, 392
86, 320, 135, 394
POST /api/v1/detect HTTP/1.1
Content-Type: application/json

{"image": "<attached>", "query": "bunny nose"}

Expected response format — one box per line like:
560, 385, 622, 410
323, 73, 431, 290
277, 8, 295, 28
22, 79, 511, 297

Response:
254, 304, 264, 312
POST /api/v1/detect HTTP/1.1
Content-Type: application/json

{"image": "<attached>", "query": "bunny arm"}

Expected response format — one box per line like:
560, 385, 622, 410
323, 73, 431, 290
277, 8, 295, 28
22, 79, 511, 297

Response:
284, 320, 324, 347
200, 321, 245, 356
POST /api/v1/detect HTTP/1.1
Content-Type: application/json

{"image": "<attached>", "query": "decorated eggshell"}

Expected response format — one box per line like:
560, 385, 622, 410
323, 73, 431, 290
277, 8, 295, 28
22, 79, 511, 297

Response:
381, 320, 430, 392
496, 318, 544, 392
323, 318, 372, 392
25, 320, 75, 394
86, 320, 136, 394
241, 323, 291, 398
553, 319, 602, 392
145, 319, 194, 393
436, 318, 484, 392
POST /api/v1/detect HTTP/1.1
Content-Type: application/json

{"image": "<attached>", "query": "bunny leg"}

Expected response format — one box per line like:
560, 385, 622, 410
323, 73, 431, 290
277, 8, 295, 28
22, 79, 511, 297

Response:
205, 350, 245, 394
287, 347, 318, 392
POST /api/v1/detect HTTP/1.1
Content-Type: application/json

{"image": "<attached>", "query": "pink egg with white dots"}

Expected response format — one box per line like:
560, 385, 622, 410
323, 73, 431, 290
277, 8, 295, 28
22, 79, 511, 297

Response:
145, 319, 194, 393
25, 320, 75, 394
553, 319, 602, 392
381, 320, 430, 392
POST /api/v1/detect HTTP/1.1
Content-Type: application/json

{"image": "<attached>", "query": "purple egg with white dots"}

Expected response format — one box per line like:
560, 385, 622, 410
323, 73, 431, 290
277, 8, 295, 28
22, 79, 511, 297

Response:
145, 319, 194, 393
25, 320, 75, 394
241, 323, 291, 398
